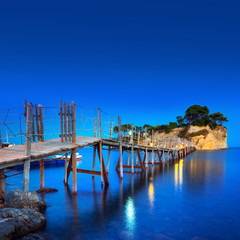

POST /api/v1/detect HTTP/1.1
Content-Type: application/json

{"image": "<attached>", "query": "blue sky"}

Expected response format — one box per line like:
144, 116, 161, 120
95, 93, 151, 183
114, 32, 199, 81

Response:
0, 0, 239, 146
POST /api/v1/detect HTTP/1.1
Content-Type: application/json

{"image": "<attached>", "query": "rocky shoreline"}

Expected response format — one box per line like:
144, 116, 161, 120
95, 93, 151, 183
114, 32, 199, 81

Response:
0, 190, 47, 240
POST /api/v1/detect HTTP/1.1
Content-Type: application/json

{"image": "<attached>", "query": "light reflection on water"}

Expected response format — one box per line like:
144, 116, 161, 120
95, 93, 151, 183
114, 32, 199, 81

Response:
4, 148, 240, 240
125, 196, 136, 232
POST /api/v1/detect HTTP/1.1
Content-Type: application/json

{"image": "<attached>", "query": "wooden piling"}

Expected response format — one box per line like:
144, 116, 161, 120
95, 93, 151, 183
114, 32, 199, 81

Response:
23, 159, 30, 192
98, 108, 103, 185
60, 99, 63, 142
25, 104, 31, 156
40, 160, 44, 188
72, 102, 77, 192
131, 123, 134, 173
72, 148, 77, 193
118, 116, 123, 178
64, 102, 67, 142
39, 104, 44, 142
145, 127, 148, 168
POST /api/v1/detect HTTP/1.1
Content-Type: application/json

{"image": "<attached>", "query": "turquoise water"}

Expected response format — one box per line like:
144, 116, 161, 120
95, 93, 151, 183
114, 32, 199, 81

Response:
6, 148, 240, 240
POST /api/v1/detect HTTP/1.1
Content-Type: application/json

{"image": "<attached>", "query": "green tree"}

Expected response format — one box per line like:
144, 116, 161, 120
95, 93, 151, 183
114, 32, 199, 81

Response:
176, 116, 184, 125
184, 105, 209, 125
209, 112, 228, 125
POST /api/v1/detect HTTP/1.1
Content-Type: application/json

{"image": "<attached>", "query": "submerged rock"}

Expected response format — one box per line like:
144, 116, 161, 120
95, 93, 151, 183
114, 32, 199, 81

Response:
0, 219, 15, 240
0, 208, 46, 239
18, 233, 48, 240
5, 190, 46, 212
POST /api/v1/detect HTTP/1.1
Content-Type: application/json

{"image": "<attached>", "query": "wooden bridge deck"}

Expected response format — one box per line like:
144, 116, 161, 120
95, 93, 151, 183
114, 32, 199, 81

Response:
0, 136, 101, 169
0, 136, 185, 169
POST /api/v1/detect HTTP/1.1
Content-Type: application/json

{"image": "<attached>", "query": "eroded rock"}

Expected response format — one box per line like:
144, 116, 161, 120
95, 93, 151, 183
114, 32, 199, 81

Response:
5, 190, 46, 212
0, 208, 46, 238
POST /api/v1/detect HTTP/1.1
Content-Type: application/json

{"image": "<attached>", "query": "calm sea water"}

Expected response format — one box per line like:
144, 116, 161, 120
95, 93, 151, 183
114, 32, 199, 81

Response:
6, 148, 240, 240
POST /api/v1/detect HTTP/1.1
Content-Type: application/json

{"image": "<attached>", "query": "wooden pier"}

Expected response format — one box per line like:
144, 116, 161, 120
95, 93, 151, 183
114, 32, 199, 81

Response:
0, 100, 196, 206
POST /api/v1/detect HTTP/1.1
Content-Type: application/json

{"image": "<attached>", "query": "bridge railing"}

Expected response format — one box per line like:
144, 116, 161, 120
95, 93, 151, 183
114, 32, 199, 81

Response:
0, 100, 195, 155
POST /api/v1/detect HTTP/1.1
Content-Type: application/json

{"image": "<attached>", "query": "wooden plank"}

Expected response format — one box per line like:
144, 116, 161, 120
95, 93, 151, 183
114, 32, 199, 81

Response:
122, 165, 142, 169
71, 169, 101, 175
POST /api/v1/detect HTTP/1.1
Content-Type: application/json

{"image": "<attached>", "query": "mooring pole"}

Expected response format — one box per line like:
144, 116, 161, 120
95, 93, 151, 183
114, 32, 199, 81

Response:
145, 127, 148, 168
72, 101, 77, 193
131, 123, 134, 173
118, 116, 123, 178
23, 104, 32, 192
98, 108, 103, 185
152, 130, 154, 165
92, 117, 97, 177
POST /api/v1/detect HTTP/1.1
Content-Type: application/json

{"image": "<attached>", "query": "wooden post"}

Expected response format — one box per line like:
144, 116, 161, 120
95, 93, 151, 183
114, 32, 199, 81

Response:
40, 160, 44, 188
23, 159, 30, 192
72, 148, 77, 193
0, 129, 2, 149
60, 99, 63, 142
118, 116, 123, 178
38, 104, 44, 142
64, 101, 67, 142
107, 147, 111, 173
64, 153, 68, 182
0, 169, 6, 207
98, 108, 103, 185
93, 117, 97, 176
67, 103, 71, 142
30, 103, 36, 142
71, 102, 76, 145
110, 121, 113, 139
138, 130, 140, 145
25, 104, 31, 156
145, 127, 148, 168
131, 123, 134, 173
94, 117, 97, 137
72, 102, 77, 193
35, 105, 40, 141
152, 130, 154, 165
107, 120, 113, 172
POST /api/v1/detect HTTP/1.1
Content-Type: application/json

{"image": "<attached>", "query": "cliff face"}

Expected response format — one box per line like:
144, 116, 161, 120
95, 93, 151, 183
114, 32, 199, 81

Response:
155, 125, 227, 151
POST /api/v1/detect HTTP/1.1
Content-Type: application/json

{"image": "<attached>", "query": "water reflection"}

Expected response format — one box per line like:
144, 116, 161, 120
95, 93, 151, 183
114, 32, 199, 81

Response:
174, 159, 184, 191
125, 196, 136, 232
148, 182, 154, 208
175, 162, 178, 189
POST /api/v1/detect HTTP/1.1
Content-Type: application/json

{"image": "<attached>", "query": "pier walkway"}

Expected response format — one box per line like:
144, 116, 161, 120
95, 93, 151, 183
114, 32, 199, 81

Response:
0, 100, 196, 206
